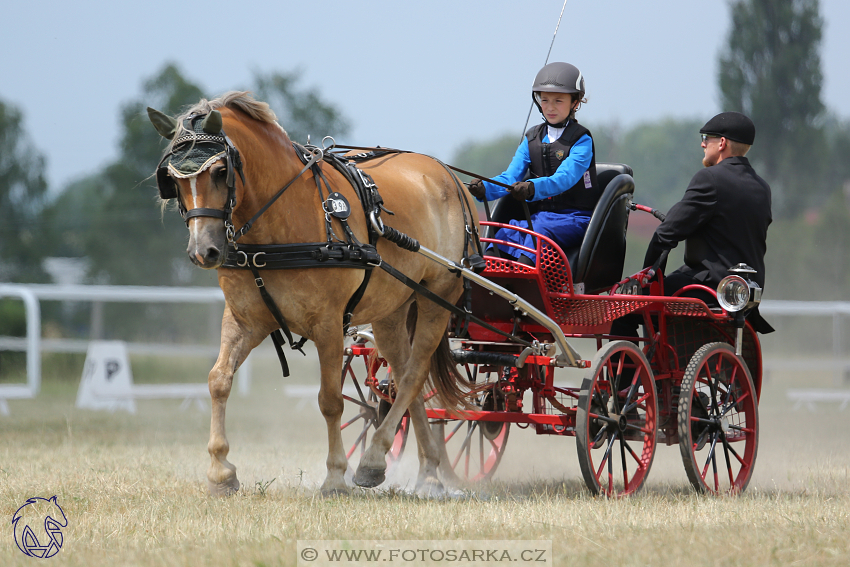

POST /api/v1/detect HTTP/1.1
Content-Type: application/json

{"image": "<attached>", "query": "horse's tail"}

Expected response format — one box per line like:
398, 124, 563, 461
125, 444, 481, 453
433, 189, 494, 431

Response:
405, 303, 473, 411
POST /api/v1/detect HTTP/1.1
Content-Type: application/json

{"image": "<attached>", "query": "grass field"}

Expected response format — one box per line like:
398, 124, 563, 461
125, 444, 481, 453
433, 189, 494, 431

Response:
2, 348, 850, 566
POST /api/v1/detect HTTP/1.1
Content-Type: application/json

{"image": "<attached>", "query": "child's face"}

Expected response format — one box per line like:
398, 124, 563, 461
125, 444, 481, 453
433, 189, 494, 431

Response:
538, 92, 576, 124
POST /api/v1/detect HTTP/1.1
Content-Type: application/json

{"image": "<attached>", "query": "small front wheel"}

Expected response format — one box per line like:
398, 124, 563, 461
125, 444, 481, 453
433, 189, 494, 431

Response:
678, 342, 758, 494
576, 341, 657, 496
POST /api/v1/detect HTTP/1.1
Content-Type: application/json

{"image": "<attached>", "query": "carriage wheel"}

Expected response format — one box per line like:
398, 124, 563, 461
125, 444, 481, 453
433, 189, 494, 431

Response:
576, 341, 657, 496
678, 342, 758, 494
340, 353, 409, 473
433, 388, 510, 484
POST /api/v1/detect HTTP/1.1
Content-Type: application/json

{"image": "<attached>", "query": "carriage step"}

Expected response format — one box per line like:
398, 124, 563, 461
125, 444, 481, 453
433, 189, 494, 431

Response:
450, 349, 522, 368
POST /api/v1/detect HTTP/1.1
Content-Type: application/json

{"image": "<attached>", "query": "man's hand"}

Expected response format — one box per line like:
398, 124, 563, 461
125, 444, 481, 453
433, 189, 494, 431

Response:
467, 179, 486, 199
509, 181, 535, 201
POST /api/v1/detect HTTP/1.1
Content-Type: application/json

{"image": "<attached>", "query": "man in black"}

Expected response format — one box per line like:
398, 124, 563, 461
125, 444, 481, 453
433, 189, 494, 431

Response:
618, 112, 773, 335
646, 111, 772, 299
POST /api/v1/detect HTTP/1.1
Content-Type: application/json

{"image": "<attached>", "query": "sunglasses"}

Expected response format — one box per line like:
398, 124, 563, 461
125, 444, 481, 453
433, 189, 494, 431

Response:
701, 134, 720, 144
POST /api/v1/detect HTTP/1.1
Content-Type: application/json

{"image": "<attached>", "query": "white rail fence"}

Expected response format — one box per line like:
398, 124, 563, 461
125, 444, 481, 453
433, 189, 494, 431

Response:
0, 285, 848, 412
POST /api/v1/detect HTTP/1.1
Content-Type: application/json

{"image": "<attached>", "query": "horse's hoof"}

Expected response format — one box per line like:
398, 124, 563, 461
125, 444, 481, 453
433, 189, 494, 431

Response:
354, 466, 386, 488
207, 477, 240, 497
416, 478, 445, 499
320, 486, 350, 498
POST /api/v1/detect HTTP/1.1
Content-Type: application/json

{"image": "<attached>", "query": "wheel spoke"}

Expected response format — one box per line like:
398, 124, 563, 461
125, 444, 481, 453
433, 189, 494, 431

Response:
624, 439, 644, 468
722, 435, 746, 466
444, 419, 464, 443
619, 435, 629, 489
346, 421, 371, 459
722, 433, 734, 484
591, 424, 608, 448
700, 433, 720, 488
721, 391, 752, 418
624, 422, 652, 435
623, 391, 651, 414
340, 411, 367, 431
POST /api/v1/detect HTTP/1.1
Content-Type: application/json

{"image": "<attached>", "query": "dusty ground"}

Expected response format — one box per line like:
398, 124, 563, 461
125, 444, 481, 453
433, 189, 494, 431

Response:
1, 348, 848, 566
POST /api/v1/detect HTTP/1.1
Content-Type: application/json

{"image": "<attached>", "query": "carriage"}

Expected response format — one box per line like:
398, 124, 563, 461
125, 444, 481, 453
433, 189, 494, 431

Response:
339, 163, 763, 497
147, 93, 762, 498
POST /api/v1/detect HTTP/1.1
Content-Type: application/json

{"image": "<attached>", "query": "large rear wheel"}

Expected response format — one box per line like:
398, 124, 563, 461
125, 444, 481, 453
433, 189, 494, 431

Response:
678, 342, 758, 494
576, 341, 657, 496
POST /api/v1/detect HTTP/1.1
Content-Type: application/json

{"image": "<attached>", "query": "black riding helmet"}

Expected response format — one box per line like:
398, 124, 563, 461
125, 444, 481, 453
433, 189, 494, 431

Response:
531, 62, 585, 127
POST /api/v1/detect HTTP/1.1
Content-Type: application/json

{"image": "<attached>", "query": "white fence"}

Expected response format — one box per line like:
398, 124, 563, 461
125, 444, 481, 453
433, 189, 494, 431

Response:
0, 286, 848, 412
0, 284, 255, 413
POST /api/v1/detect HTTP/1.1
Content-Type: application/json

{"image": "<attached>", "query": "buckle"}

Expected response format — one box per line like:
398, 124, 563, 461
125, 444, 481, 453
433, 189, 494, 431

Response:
255, 277, 265, 288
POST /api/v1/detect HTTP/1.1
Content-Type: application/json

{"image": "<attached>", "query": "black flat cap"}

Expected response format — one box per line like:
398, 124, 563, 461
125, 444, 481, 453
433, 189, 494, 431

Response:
699, 111, 755, 145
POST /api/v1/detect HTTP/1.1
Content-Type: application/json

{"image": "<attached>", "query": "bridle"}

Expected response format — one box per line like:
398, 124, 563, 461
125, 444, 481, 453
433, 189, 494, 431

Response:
155, 113, 321, 246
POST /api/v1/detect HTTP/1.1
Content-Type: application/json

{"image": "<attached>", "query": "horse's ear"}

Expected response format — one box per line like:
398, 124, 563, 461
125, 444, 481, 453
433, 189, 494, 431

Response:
147, 107, 178, 140
201, 110, 223, 134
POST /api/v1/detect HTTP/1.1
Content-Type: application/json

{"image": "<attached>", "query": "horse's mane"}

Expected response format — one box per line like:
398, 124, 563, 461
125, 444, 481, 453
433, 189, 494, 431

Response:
170, 91, 287, 149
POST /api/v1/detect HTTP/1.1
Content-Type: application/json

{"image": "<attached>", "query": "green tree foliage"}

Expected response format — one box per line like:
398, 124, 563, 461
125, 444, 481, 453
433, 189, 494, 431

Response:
450, 133, 521, 182
254, 70, 350, 145
593, 119, 705, 211
719, 0, 826, 216
0, 98, 49, 282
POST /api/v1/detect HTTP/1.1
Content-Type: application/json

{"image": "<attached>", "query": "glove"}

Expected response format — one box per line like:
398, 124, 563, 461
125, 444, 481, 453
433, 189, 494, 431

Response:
509, 181, 535, 201
467, 179, 486, 200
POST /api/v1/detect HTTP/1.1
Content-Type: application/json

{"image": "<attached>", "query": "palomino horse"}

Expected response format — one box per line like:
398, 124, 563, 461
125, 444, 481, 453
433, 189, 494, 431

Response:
147, 91, 477, 496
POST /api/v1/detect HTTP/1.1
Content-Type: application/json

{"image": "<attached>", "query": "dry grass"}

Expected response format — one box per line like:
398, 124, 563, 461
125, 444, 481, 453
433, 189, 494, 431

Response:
1, 352, 849, 566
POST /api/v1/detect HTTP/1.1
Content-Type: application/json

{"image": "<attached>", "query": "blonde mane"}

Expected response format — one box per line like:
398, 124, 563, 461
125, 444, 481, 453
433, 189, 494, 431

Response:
169, 91, 286, 150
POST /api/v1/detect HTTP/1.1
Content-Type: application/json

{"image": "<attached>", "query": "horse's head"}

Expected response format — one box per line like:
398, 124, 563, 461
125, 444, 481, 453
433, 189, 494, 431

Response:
148, 106, 242, 269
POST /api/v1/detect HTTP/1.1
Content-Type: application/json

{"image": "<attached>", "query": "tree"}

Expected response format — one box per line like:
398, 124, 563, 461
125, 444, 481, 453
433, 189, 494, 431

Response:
254, 70, 350, 145
0, 98, 49, 282
718, 0, 826, 216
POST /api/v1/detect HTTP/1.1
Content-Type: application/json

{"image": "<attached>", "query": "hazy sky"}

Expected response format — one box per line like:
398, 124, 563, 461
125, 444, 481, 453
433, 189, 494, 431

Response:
2, 1, 848, 192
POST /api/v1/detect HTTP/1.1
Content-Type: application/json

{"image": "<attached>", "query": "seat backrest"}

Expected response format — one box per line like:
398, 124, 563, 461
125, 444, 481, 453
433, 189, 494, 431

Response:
571, 163, 635, 293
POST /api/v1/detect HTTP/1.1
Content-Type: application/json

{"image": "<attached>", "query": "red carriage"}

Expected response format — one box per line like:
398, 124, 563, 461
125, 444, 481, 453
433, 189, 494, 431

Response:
341, 164, 763, 496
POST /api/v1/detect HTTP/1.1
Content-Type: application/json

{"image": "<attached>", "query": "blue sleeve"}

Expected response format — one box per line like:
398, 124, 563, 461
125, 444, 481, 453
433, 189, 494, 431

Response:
480, 139, 530, 201
528, 134, 593, 201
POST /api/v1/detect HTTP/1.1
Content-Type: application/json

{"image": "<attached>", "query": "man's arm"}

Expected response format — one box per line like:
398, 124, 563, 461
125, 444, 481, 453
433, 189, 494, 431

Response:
643, 168, 718, 268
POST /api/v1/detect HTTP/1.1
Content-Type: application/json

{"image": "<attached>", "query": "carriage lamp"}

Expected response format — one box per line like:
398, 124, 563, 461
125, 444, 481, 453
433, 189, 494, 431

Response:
716, 264, 763, 355
716, 264, 762, 313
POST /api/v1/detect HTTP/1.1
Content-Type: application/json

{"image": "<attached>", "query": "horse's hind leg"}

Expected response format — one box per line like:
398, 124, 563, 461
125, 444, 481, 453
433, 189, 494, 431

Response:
368, 305, 444, 496
207, 306, 258, 496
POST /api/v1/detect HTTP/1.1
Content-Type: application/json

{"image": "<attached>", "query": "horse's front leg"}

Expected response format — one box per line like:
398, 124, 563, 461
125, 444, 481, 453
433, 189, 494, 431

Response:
207, 306, 256, 496
314, 325, 349, 495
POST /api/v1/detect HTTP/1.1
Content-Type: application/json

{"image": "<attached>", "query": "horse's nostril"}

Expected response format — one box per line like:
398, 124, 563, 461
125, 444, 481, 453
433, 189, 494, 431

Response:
206, 247, 221, 263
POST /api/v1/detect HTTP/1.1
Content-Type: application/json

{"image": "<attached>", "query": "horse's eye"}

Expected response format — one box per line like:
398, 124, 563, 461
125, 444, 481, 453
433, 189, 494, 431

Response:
212, 167, 228, 181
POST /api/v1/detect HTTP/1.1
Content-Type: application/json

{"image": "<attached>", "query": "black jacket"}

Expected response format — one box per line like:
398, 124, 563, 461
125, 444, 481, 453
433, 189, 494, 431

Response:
644, 156, 772, 288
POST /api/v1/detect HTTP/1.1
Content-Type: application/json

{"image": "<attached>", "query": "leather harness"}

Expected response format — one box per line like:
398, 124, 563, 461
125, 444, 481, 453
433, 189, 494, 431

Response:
158, 123, 489, 377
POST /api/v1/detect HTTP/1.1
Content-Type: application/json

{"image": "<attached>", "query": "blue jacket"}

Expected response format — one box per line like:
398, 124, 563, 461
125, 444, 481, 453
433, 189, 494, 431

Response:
481, 126, 593, 202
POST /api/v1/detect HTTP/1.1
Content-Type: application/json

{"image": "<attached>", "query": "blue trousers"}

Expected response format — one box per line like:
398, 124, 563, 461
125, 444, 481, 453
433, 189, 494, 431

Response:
495, 210, 591, 260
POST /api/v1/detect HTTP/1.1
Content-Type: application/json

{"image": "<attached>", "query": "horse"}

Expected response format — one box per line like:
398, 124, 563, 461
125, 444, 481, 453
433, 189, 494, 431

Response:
147, 91, 478, 496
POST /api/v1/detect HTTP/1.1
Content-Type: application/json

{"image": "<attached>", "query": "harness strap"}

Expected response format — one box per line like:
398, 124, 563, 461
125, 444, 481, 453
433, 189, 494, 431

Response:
247, 264, 307, 378
231, 146, 322, 243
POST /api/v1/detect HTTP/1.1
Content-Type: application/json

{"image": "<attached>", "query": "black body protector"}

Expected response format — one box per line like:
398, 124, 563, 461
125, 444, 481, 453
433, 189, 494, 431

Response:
525, 121, 601, 212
